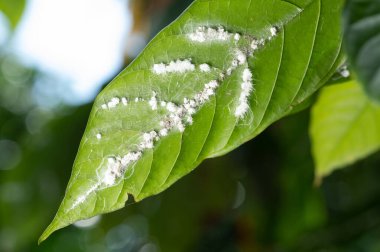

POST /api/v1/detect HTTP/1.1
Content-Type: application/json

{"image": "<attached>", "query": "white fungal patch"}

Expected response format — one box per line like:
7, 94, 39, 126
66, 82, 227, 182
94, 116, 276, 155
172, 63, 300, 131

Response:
159, 128, 168, 137
73, 24, 284, 211
188, 26, 232, 42
153, 59, 195, 74
120, 152, 142, 167
149, 92, 158, 110
158, 80, 219, 134
250, 38, 265, 51
270, 26, 278, 37
139, 131, 158, 149
102, 152, 142, 186
194, 80, 219, 104
339, 66, 350, 78
235, 68, 253, 118
70, 184, 100, 210
103, 157, 122, 186
200, 63, 211, 72
236, 49, 247, 65
108, 97, 120, 108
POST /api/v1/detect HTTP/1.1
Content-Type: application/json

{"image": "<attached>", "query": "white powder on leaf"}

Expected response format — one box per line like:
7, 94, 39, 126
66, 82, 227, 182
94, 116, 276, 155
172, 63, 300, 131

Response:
188, 26, 232, 42
236, 49, 247, 65
71, 24, 285, 211
159, 128, 168, 137
149, 92, 158, 110
235, 68, 253, 118
270, 26, 278, 37
139, 131, 158, 149
107, 97, 120, 108
153, 59, 195, 74
200, 63, 211, 72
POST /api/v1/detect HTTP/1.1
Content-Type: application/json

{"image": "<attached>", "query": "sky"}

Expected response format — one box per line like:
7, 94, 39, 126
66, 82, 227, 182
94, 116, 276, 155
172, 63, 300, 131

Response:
10, 0, 132, 105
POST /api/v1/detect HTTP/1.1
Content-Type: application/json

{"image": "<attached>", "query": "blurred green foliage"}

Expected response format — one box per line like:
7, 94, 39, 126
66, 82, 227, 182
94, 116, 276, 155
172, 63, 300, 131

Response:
0, 0, 26, 29
1, 1, 380, 251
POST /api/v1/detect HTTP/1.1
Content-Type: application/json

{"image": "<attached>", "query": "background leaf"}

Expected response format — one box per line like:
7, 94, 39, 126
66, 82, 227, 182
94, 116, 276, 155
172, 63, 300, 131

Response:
310, 80, 380, 178
40, 0, 344, 242
0, 0, 26, 29
344, 0, 380, 102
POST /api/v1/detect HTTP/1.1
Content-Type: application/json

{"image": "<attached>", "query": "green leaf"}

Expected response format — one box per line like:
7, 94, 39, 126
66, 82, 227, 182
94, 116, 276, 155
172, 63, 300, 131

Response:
0, 0, 26, 29
40, 0, 344, 242
343, 0, 380, 102
310, 80, 380, 178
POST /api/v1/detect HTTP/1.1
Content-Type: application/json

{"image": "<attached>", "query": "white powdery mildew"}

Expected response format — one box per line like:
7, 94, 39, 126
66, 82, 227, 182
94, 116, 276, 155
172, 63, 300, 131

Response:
226, 49, 247, 76
159, 80, 219, 133
70, 184, 99, 210
339, 65, 350, 78
236, 49, 247, 65
235, 68, 253, 118
149, 92, 158, 110
102, 152, 142, 186
74, 25, 282, 211
153, 59, 195, 74
139, 131, 159, 149
200, 63, 211, 72
107, 97, 120, 108
250, 38, 265, 51
270, 26, 278, 38
188, 26, 232, 42
101, 97, 120, 110
250, 26, 278, 51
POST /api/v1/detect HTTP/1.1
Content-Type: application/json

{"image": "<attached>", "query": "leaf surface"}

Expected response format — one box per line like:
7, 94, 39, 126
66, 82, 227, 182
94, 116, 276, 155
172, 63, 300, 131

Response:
344, 0, 380, 101
40, 0, 344, 242
311, 80, 380, 178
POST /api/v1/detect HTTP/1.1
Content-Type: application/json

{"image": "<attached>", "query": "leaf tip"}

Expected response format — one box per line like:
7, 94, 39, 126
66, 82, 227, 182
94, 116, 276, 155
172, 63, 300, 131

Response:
38, 215, 68, 245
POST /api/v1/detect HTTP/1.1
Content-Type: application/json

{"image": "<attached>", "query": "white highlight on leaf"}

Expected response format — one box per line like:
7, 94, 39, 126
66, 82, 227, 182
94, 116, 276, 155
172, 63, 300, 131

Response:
96, 133, 102, 140
200, 63, 211, 72
235, 68, 253, 118
188, 26, 232, 42
74, 215, 101, 229
153, 59, 195, 74
234, 33, 241, 41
